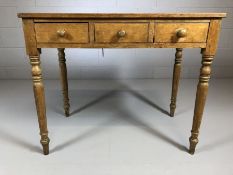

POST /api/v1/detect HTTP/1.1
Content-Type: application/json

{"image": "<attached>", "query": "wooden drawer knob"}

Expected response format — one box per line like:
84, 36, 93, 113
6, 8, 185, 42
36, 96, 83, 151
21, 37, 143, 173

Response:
117, 30, 126, 37
176, 28, 187, 38
57, 30, 66, 37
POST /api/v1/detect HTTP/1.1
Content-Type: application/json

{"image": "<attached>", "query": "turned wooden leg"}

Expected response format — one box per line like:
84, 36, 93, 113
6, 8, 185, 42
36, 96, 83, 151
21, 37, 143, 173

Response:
189, 49, 214, 155
30, 55, 50, 155
58, 48, 70, 117
170, 48, 183, 117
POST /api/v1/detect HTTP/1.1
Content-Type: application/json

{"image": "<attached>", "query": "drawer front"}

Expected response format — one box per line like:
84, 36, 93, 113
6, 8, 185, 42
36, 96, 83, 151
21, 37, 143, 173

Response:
35, 23, 89, 43
94, 23, 149, 43
154, 23, 209, 43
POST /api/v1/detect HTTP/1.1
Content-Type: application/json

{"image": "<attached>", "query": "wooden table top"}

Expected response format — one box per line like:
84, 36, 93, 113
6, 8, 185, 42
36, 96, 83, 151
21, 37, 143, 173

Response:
18, 13, 227, 19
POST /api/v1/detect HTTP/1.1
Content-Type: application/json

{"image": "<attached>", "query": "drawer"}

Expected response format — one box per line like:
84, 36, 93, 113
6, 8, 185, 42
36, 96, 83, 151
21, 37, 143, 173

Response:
94, 23, 149, 43
35, 23, 89, 43
154, 23, 209, 43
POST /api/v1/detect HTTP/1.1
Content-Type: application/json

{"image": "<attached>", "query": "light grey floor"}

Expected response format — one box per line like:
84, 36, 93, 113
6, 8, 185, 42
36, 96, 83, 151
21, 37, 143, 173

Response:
0, 79, 233, 175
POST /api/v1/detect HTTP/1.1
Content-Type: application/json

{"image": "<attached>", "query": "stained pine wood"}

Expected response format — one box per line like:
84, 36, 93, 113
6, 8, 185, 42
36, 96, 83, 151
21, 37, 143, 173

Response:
22, 19, 38, 55
148, 21, 155, 43
89, 22, 95, 43
22, 17, 50, 155
18, 13, 227, 19
58, 48, 70, 117
18, 13, 226, 155
189, 50, 214, 155
35, 23, 89, 44
30, 54, 50, 155
36, 42, 207, 49
205, 20, 222, 55
188, 19, 222, 154
94, 23, 150, 43
170, 48, 183, 117
154, 23, 209, 43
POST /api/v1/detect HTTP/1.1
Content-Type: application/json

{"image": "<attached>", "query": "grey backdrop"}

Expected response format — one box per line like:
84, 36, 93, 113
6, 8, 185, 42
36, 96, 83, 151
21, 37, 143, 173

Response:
0, 0, 232, 79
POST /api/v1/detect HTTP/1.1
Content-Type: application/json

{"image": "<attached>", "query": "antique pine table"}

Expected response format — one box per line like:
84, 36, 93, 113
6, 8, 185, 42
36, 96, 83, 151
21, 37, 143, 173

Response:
18, 13, 226, 155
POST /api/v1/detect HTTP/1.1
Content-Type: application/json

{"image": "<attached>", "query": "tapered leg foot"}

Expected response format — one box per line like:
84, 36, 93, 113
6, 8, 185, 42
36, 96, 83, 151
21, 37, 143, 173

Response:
65, 110, 69, 117
170, 48, 183, 117
41, 136, 50, 155
58, 48, 70, 117
189, 133, 198, 155
170, 105, 175, 117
